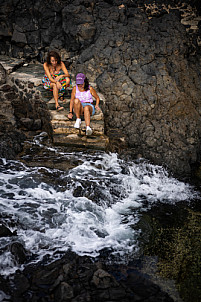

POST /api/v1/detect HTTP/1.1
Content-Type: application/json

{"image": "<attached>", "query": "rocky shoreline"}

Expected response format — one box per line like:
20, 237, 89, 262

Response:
0, 221, 175, 302
0, 157, 200, 302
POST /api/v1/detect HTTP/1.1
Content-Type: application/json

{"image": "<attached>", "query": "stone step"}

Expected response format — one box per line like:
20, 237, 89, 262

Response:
53, 133, 109, 150
48, 93, 106, 148
0, 55, 26, 74
50, 108, 105, 136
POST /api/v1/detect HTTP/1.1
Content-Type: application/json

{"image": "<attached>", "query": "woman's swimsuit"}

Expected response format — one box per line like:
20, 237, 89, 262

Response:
75, 85, 95, 115
42, 70, 71, 96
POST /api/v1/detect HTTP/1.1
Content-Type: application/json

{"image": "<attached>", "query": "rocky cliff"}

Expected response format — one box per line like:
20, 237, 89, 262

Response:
0, 60, 52, 160
0, 63, 26, 158
0, 0, 201, 174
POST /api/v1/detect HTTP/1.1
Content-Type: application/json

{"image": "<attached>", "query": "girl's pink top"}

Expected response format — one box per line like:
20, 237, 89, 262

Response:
75, 85, 93, 103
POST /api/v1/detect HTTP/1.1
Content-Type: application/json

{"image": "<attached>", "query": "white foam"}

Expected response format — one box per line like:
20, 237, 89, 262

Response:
0, 154, 199, 276
0, 290, 11, 301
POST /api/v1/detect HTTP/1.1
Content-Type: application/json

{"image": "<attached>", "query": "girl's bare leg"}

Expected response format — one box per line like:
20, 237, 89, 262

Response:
73, 98, 83, 118
83, 106, 92, 127
50, 83, 59, 108
66, 77, 70, 86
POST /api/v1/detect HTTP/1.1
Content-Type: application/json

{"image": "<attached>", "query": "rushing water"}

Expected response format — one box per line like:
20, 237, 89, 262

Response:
0, 140, 199, 280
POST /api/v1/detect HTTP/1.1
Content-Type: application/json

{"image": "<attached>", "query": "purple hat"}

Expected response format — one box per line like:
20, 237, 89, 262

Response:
76, 73, 86, 84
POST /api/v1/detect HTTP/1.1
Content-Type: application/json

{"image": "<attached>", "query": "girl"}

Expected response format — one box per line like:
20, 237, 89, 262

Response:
42, 51, 71, 111
68, 73, 100, 136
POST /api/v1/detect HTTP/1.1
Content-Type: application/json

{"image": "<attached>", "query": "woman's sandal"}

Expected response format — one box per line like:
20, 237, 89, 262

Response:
56, 105, 64, 111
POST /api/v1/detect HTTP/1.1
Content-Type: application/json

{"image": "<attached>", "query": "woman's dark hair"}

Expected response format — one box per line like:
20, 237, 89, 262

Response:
46, 51, 61, 65
84, 77, 90, 91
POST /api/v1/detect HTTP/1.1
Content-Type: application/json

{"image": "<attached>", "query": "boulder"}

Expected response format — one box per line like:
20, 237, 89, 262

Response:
54, 282, 74, 302
10, 242, 28, 264
92, 269, 118, 289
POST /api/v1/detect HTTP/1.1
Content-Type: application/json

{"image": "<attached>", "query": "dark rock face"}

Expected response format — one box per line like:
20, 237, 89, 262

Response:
62, 3, 96, 49
74, 4, 201, 175
0, 0, 201, 174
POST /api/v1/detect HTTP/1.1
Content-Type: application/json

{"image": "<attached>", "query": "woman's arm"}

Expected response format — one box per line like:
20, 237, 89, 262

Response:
43, 62, 57, 83
90, 87, 100, 110
67, 86, 76, 119
55, 61, 70, 82
61, 61, 70, 77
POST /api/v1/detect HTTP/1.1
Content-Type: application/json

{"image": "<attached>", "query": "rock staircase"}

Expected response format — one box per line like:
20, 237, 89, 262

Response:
47, 97, 108, 150
0, 55, 109, 150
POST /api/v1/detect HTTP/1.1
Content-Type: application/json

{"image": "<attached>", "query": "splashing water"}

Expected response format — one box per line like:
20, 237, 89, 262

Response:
0, 152, 199, 276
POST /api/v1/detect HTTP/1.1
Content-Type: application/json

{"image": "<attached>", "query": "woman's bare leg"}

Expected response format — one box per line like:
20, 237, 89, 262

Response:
63, 78, 70, 102
50, 83, 59, 108
73, 98, 83, 118
83, 106, 92, 127
66, 77, 70, 86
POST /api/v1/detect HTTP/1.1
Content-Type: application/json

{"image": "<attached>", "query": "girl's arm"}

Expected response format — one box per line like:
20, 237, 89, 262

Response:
67, 86, 76, 119
90, 87, 100, 110
55, 61, 70, 82
61, 61, 70, 77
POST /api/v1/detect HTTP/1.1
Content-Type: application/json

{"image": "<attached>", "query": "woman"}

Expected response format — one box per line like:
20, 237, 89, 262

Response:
67, 73, 100, 136
42, 51, 71, 111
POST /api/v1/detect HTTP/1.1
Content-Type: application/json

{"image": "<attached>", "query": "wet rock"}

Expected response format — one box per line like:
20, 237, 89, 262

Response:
0, 224, 14, 237
10, 242, 28, 264
120, 271, 174, 302
92, 269, 118, 289
19, 117, 33, 130
32, 119, 42, 130
92, 288, 110, 300
34, 131, 49, 141
32, 267, 60, 286
73, 185, 84, 197
1, 250, 176, 302
108, 287, 131, 301
12, 272, 30, 296
54, 281, 74, 302
71, 293, 91, 302
0, 275, 11, 300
